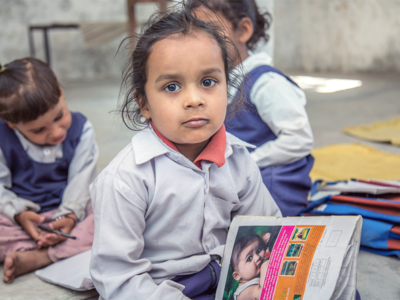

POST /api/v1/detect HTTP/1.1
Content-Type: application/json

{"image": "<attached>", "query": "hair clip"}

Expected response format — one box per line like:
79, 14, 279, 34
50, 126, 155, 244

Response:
0, 65, 6, 73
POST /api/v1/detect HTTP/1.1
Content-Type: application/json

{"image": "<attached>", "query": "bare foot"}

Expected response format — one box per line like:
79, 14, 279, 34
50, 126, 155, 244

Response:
3, 249, 52, 283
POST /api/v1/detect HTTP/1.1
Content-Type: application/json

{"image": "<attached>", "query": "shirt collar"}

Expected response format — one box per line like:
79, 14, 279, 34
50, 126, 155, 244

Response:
132, 123, 254, 166
151, 121, 227, 169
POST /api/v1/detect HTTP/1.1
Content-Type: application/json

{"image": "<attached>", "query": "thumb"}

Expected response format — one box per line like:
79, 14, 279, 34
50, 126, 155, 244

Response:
36, 215, 46, 223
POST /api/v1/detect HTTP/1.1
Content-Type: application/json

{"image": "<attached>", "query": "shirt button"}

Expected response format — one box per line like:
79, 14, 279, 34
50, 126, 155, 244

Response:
44, 149, 51, 156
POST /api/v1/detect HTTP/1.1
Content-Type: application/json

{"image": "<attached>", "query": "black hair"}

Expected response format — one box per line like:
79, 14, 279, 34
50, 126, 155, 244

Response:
120, 1, 244, 130
190, 0, 271, 51
0, 57, 61, 124
231, 233, 265, 272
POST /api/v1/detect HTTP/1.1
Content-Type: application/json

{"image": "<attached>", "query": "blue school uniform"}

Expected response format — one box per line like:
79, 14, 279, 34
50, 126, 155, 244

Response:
0, 112, 86, 213
226, 65, 314, 217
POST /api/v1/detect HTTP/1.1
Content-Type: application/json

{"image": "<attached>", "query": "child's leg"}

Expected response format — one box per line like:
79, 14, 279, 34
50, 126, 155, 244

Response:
47, 203, 94, 262
172, 260, 221, 299
1, 212, 54, 283
0, 214, 38, 262
3, 248, 51, 283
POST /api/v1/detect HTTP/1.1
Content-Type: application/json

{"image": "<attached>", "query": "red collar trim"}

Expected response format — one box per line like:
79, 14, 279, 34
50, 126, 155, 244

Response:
151, 121, 179, 152
151, 121, 226, 169
193, 125, 226, 168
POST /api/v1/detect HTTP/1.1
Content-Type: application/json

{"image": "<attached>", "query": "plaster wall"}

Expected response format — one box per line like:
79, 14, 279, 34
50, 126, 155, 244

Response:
0, 0, 273, 80
0, 0, 158, 81
274, 0, 400, 72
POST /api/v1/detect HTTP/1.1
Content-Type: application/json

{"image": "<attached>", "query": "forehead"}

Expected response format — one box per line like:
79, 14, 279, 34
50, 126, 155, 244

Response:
239, 240, 260, 258
21, 96, 64, 128
146, 31, 224, 76
194, 5, 232, 30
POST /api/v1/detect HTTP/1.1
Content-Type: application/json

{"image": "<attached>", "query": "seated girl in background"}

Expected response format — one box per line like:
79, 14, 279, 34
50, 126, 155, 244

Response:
192, 0, 314, 217
89, 4, 281, 300
0, 58, 98, 283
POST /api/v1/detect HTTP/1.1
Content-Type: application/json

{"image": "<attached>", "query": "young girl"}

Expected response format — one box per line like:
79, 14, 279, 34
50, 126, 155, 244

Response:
89, 5, 281, 300
192, 0, 315, 217
0, 58, 98, 283
230, 234, 269, 300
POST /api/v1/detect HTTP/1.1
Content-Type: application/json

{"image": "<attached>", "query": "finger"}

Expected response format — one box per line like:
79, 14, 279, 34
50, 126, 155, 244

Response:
25, 223, 42, 241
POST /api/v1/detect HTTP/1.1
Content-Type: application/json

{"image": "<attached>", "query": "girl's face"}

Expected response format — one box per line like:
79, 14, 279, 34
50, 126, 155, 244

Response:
194, 5, 253, 65
6, 89, 72, 146
141, 31, 228, 153
233, 240, 265, 282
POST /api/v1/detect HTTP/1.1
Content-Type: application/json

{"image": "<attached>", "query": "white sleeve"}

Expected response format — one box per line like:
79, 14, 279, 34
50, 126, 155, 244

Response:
233, 147, 282, 218
89, 172, 189, 300
54, 121, 99, 221
0, 148, 40, 222
249, 73, 314, 167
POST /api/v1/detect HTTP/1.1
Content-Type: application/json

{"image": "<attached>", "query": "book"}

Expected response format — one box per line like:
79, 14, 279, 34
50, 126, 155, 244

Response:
216, 215, 362, 300
35, 250, 94, 291
315, 180, 400, 194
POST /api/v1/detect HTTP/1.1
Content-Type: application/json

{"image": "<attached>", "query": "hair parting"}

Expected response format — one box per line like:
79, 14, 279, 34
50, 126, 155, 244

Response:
0, 58, 61, 124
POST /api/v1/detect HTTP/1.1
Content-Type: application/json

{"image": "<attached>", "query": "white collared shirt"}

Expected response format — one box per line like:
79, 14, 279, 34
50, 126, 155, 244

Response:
229, 52, 314, 167
0, 120, 98, 221
89, 126, 281, 300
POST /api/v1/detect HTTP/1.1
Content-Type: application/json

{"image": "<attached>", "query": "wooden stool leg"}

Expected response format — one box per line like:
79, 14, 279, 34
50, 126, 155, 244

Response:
159, 0, 167, 14
127, 0, 136, 34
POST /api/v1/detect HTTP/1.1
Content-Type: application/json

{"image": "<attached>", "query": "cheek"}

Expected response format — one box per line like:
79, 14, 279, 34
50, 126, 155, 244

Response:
62, 113, 72, 129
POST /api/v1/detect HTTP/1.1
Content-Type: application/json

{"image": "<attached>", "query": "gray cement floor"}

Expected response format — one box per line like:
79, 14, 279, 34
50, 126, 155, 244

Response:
1, 72, 400, 299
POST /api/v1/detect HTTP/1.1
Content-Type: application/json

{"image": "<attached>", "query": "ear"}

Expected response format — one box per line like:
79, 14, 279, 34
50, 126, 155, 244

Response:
5, 121, 16, 130
236, 17, 254, 45
136, 95, 151, 120
232, 270, 241, 281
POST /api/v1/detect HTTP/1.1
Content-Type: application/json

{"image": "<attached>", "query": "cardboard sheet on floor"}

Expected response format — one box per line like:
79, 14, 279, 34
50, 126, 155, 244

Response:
35, 250, 94, 291
343, 116, 400, 145
310, 143, 400, 181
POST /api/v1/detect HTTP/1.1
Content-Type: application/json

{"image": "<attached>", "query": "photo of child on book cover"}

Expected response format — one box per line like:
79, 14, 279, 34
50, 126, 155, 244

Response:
222, 225, 282, 300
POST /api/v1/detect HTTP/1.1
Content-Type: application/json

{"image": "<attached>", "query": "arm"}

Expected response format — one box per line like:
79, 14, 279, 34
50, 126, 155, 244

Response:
90, 172, 189, 300
249, 73, 314, 168
53, 121, 99, 221
232, 147, 282, 218
0, 148, 41, 222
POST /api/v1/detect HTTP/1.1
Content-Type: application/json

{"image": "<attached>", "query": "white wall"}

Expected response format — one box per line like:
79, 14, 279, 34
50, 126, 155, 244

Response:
274, 0, 400, 72
0, 0, 130, 81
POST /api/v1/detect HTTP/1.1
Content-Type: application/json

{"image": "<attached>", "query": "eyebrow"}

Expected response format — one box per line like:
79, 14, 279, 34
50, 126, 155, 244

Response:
29, 109, 63, 133
154, 68, 223, 84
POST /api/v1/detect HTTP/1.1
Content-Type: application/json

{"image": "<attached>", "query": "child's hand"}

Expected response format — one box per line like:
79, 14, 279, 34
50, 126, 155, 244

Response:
37, 213, 77, 248
14, 211, 46, 242
262, 232, 271, 244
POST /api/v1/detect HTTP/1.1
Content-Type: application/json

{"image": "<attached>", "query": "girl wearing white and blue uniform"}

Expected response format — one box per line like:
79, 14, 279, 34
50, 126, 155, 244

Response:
226, 52, 314, 217
194, 0, 314, 217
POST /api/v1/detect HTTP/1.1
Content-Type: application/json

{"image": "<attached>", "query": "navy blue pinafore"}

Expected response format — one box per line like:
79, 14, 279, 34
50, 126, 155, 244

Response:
225, 65, 314, 217
0, 112, 86, 213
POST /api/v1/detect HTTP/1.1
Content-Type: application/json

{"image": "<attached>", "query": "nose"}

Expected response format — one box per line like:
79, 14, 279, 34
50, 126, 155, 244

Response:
49, 124, 63, 138
183, 86, 205, 109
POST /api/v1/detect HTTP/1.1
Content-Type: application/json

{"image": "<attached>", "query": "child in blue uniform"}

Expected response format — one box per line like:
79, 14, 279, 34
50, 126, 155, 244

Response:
0, 58, 98, 283
193, 0, 314, 217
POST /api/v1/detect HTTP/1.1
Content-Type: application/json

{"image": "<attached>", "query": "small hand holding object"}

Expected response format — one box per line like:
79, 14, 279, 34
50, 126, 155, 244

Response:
262, 232, 271, 244
37, 213, 77, 248
14, 211, 47, 242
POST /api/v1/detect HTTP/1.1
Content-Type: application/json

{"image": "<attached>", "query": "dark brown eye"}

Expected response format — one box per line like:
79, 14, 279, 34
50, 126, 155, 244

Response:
165, 84, 180, 92
201, 79, 216, 87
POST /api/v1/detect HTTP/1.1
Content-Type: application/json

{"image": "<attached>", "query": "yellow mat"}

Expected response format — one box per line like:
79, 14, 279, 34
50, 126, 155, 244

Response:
343, 116, 400, 145
310, 143, 400, 182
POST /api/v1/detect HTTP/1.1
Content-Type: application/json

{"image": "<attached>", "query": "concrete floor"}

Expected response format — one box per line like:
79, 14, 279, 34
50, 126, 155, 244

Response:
1, 72, 400, 299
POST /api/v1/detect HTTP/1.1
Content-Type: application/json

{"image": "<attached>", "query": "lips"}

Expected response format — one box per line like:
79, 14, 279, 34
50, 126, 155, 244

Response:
183, 118, 209, 128
51, 134, 65, 144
